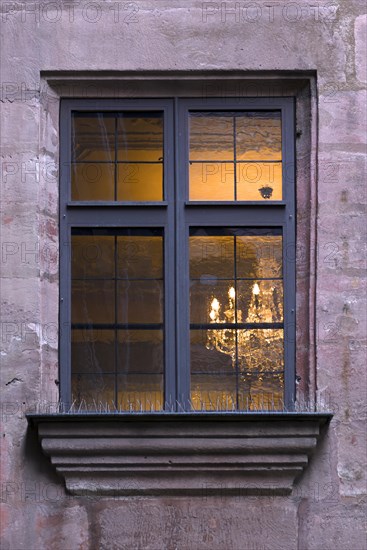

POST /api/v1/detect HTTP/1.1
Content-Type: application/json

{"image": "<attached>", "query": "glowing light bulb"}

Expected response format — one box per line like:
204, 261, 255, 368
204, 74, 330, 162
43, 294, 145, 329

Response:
228, 287, 236, 300
253, 283, 260, 295
211, 298, 220, 311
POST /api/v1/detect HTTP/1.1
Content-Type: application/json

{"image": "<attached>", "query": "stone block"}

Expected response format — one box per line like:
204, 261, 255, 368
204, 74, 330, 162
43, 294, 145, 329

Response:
0, 205, 40, 278
298, 501, 367, 550
355, 14, 367, 83
318, 152, 367, 209
318, 90, 366, 149
97, 497, 298, 550
1, 153, 41, 205
336, 420, 367, 496
0, 101, 40, 154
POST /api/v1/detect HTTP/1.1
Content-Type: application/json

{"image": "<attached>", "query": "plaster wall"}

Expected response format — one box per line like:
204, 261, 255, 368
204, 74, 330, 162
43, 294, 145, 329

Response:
1, 1, 366, 549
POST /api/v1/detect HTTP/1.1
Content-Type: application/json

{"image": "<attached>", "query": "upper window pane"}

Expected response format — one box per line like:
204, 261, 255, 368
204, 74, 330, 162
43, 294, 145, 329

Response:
189, 111, 282, 201
190, 115, 233, 161
72, 114, 115, 162
235, 112, 281, 161
117, 115, 163, 162
71, 112, 164, 201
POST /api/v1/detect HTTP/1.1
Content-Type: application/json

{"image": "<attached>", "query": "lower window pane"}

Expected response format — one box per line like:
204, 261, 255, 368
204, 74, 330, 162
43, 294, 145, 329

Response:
190, 280, 235, 325
191, 374, 237, 411
238, 329, 284, 372
71, 329, 115, 375
191, 329, 233, 374
117, 374, 163, 411
118, 330, 163, 375
71, 373, 115, 407
190, 372, 284, 411
190, 328, 284, 409
72, 280, 115, 324
238, 372, 284, 411
117, 281, 163, 324
71, 228, 164, 410
190, 227, 284, 411
71, 373, 164, 411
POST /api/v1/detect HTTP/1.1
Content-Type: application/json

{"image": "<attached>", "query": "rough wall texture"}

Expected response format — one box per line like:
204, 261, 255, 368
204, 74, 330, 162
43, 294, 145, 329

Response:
0, 1, 366, 549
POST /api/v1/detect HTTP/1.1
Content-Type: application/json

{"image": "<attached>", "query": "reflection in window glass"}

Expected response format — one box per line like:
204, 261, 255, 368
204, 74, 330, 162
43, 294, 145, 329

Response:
117, 116, 163, 162
189, 227, 284, 411
72, 114, 115, 162
71, 112, 164, 201
189, 111, 282, 201
71, 228, 164, 410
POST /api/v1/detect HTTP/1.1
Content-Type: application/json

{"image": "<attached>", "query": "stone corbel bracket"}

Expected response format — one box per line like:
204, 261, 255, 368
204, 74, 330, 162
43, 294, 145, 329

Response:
27, 412, 332, 496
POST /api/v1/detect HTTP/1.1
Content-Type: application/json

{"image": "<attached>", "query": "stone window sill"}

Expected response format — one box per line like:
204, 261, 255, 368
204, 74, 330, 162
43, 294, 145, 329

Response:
27, 412, 332, 496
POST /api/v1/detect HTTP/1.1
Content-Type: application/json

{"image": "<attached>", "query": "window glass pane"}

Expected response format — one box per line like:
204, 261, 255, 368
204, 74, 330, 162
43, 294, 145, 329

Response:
189, 111, 282, 201
191, 329, 234, 374
117, 331, 164, 411
71, 280, 115, 324
117, 375, 163, 411
117, 236, 163, 279
72, 235, 114, 279
189, 236, 234, 279
71, 112, 164, 202
237, 280, 283, 323
72, 113, 115, 162
189, 162, 234, 201
236, 162, 282, 201
189, 114, 233, 161
189, 228, 284, 411
238, 329, 284, 372
190, 372, 284, 412
236, 112, 281, 161
71, 163, 115, 201
191, 374, 237, 411
71, 229, 164, 411
238, 373, 284, 411
117, 163, 163, 201
117, 114, 163, 162
236, 235, 283, 278
117, 114, 164, 201
71, 329, 115, 374
190, 280, 235, 325
117, 280, 163, 324
118, 330, 163, 375
72, 373, 115, 408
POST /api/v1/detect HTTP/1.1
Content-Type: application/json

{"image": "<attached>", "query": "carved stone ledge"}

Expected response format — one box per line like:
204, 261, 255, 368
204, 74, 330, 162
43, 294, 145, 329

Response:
27, 412, 332, 496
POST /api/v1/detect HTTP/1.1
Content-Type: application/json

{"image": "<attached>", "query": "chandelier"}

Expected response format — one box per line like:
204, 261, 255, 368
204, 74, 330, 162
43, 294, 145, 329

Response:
206, 279, 284, 380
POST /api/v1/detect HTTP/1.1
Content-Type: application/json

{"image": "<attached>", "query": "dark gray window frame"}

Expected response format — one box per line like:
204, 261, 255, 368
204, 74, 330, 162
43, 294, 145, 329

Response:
59, 97, 296, 411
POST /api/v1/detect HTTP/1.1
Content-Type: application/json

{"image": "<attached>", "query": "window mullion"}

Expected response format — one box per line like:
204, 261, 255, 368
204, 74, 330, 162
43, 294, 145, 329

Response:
175, 99, 191, 410
163, 100, 176, 410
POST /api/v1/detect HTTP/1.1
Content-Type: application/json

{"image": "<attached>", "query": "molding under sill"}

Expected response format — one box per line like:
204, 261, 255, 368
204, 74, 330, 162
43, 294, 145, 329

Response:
27, 412, 332, 496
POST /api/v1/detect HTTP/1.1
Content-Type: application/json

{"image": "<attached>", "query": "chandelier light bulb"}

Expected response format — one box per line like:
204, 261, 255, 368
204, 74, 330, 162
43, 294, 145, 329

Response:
228, 287, 236, 300
211, 297, 220, 311
252, 283, 260, 295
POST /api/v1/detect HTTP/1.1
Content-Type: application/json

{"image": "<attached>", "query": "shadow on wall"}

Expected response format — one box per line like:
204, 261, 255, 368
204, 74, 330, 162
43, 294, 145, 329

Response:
23, 423, 64, 489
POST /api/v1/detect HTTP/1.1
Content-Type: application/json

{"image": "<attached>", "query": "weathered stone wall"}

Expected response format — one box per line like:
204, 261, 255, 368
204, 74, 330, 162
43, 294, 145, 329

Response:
1, 1, 366, 549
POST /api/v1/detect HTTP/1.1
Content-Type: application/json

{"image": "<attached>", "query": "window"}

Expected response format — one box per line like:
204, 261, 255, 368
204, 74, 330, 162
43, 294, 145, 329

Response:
60, 98, 295, 412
